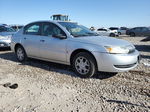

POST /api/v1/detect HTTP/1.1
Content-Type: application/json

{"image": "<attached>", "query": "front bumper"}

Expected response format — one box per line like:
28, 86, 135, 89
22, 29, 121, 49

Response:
93, 50, 140, 72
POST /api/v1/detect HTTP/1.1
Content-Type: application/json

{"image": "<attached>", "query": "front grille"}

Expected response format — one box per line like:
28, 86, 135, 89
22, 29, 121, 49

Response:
114, 63, 137, 68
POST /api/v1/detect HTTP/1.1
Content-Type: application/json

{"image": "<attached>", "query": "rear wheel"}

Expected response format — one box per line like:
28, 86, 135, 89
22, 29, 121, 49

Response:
16, 46, 27, 62
72, 52, 97, 78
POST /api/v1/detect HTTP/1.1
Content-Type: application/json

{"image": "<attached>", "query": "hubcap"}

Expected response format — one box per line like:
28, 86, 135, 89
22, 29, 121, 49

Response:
17, 48, 24, 61
75, 56, 90, 75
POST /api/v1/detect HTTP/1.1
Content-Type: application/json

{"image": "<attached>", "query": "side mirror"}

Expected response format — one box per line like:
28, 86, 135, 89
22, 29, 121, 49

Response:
52, 34, 67, 39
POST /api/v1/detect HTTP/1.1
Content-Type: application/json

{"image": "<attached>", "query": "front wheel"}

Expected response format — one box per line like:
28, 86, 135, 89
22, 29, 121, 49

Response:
109, 33, 115, 37
72, 52, 97, 78
16, 46, 27, 62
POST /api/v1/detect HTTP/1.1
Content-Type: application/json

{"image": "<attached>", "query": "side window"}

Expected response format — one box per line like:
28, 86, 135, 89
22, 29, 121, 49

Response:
120, 27, 127, 30
97, 29, 107, 31
97, 29, 102, 31
135, 28, 140, 31
142, 27, 148, 31
42, 23, 66, 37
24, 23, 41, 35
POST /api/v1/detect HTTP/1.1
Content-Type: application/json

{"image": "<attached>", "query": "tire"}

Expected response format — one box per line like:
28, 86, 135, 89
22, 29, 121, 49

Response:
16, 46, 27, 62
72, 52, 97, 78
109, 33, 115, 37
130, 32, 135, 37
118, 32, 121, 35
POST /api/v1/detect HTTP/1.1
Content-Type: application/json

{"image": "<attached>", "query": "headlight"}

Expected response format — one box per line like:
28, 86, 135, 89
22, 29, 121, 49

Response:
104, 46, 132, 54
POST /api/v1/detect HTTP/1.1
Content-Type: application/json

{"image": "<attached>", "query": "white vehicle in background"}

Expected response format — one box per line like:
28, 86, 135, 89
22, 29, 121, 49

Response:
0, 25, 16, 48
97, 28, 118, 37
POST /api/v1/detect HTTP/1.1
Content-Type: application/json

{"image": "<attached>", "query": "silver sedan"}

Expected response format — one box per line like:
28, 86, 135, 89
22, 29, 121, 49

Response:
11, 21, 140, 78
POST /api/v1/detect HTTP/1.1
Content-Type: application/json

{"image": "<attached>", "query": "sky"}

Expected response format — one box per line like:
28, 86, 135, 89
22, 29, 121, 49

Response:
0, 0, 150, 28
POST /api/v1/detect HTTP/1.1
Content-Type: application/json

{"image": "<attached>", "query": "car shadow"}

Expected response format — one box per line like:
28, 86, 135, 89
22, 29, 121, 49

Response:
140, 54, 150, 59
94, 72, 117, 79
0, 51, 116, 79
141, 36, 150, 42
135, 45, 150, 52
134, 45, 150, 59
106, 99, 150, 109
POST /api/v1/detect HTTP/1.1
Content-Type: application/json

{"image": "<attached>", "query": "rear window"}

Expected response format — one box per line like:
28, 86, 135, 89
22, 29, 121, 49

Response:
24, 23, 41, 35
120, 27, 128, 30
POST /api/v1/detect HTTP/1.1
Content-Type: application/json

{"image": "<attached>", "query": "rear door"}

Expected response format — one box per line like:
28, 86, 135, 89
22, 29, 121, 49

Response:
141, 27, 150, 36
22, 22, 42, 57
134, 28, 142, 36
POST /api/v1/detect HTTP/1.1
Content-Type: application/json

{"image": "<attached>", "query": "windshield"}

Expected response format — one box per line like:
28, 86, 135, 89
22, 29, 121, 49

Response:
0, 26, 15, 32
7, 27, 15, 32
59, 22, 98, 37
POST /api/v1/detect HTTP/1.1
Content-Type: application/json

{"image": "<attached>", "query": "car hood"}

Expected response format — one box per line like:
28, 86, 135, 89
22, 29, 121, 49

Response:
70, 36, 133, 47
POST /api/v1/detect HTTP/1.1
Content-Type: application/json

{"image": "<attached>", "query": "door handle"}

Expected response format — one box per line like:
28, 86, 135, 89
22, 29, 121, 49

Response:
40, 40, 45, 42
24, 37, 27, 40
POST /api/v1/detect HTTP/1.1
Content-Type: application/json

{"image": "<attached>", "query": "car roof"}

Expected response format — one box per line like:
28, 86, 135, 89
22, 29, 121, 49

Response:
133, 27, 147, 28
26, 20, 76, 25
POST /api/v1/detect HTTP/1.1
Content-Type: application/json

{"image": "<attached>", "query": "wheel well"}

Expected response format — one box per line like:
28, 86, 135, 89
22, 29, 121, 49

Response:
70, 49, 97, 68
129, 32, 135, 34
14, 44, 23, 53
109, 33, 115, 36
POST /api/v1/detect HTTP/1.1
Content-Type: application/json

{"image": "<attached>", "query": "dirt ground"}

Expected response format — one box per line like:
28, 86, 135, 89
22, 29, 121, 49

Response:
0, 36, 150, 112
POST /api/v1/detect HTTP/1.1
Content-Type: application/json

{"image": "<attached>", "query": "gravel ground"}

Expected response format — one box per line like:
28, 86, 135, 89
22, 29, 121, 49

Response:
0, 36, 149, 112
